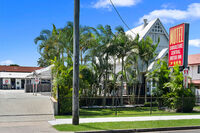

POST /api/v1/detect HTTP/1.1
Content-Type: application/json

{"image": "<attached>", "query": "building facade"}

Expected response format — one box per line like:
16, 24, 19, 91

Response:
0, 66, 42, 89
115, 18, 169, 95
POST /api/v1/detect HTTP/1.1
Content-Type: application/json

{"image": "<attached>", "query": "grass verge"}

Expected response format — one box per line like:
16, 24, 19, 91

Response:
54, 119, 200, 132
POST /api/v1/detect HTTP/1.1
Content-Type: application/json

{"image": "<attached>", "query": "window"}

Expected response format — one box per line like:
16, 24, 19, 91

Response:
198, 65, 200, 74
151, 22, 163, 34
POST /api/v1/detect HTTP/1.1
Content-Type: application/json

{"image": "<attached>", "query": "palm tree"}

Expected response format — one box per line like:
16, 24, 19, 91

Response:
95, 25, 114, 105
80, 26, 96, 65
113, 26, 136, 105
34, 29, 52, 67
135, 35, 159, 102
125, 53, 139, 103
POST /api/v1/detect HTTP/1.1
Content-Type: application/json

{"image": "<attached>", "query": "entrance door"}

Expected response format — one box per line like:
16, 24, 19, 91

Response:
11, 78, 16, 89
21, 79, 25, 89
0, 78, 2, 89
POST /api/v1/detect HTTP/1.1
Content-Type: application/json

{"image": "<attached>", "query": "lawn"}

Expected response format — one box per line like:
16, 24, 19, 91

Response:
55, 106, 200, 119
54, 119, 200, 132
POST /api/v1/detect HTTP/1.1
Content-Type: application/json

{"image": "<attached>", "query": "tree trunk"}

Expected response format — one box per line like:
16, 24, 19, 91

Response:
120, 57, 124, 105
103, 74, 106, 106
137, 83, 141, 104
112, 57, 117, 106
103, 54, 109, 106
144, 62, 148, 103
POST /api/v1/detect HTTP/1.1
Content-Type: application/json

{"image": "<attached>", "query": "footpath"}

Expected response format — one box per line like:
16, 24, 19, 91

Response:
49, 115, 200, 125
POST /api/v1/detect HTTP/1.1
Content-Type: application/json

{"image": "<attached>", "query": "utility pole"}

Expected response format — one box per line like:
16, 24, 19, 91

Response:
72, 0, 80, 125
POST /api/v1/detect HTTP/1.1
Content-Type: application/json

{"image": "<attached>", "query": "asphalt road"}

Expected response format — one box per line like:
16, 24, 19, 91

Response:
145, 129, 200, 133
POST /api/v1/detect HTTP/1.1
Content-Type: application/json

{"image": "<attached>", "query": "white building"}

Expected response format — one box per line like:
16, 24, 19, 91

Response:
115, 18, 169, 95
116, 18, 169, 73
0, 65, 42, 89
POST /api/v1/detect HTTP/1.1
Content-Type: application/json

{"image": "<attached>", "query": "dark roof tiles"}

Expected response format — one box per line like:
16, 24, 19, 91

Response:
0, 66, 42, 73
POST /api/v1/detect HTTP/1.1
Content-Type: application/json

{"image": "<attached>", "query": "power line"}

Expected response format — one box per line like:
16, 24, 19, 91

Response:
109, 0, 136, 35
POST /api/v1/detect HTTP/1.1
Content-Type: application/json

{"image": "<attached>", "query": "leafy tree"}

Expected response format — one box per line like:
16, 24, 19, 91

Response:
10, 64, 20, 66
164, 65, 195, 112
135, 35, 159, 102
146, 59, 170, 97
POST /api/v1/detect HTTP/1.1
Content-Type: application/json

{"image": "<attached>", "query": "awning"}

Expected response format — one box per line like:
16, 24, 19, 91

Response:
0, 72, 29, 79
26, 65, 54, 79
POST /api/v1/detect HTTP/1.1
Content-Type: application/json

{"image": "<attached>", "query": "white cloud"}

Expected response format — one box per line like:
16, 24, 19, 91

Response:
0, 60, 14, 65
161, 3, 175, 9
138, 3, 200, 24
189, 39, 200, 47
93, 0, 141, 8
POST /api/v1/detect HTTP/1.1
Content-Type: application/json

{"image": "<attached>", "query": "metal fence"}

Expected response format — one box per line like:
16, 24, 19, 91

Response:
57, 96, 200, 116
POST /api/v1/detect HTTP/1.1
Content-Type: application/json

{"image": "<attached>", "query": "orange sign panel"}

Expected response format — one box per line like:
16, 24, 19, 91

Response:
168, 24, 185, 67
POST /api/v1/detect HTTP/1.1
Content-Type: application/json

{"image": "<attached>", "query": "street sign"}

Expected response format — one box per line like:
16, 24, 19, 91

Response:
3, 79, 10, 84
168, 23, 189, 68
35, 78, 40, 84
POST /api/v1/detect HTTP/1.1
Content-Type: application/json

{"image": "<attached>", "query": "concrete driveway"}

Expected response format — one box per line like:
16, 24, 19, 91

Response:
0, 90, 60, 133
0, 121, 63, 133
0, 90, 54, 122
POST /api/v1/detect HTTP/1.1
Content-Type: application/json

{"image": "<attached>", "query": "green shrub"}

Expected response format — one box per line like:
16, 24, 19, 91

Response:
58, 87, 72, 115
164, 65, 196, 113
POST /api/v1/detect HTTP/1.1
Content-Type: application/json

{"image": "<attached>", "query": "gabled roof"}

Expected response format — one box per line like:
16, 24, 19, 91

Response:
0, 66, 42, 73
126, 18, 169, 41
188, 54, 200, 65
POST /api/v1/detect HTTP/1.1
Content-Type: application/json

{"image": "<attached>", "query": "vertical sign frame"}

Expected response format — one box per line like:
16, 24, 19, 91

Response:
183, 23, 189, 69
168, 23, 189, 69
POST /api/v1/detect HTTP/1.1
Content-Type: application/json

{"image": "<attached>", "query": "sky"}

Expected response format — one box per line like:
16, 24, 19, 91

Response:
0, 0, 200, 66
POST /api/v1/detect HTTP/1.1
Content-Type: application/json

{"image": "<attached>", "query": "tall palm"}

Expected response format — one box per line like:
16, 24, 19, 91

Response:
80, 26, 97, 65
34, 29, 52, 67
125, 53, 139, 97
136, 35, 159, 102
114, 26, 136, 105
97, 25, 114, 105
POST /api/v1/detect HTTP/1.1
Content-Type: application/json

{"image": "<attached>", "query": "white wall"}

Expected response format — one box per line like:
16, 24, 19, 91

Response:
15, 79, 21, 89
147, 33, 169, 53
189, 65, 200, 80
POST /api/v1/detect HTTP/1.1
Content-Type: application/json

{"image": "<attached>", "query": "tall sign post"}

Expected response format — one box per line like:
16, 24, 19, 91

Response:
72, 0, 80, 125
168, 23, 189, 88
35, 78, 40, 96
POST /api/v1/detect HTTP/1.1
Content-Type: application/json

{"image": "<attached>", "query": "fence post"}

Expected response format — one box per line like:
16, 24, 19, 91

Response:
115, 96, 118, 116
150, 95, 152, 115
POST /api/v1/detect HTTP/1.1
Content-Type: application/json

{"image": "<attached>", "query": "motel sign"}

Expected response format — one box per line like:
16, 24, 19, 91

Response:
168, 23, 189, 68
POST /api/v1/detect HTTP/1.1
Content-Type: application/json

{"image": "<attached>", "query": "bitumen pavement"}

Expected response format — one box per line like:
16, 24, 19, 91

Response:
147, 129, 200, 133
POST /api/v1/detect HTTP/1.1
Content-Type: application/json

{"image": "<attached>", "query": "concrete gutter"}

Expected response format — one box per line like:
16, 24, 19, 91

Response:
75, 126, 200, 133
